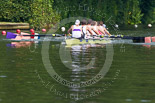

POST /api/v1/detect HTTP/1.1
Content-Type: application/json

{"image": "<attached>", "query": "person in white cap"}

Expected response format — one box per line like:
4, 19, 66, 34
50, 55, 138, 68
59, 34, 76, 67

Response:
68, 20, 83, 38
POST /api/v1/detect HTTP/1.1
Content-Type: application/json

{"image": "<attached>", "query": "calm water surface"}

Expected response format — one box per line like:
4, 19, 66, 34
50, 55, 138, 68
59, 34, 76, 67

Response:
0, 28, 155, 103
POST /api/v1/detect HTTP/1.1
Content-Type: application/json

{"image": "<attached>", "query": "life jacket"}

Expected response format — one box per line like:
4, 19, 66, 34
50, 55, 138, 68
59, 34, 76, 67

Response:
72, 25, 82, 38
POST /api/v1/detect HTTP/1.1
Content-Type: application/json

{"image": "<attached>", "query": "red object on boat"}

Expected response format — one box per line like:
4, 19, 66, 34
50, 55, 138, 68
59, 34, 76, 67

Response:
42, 29, 46, 32
151, 37, 155, 42
2, 31, 6, 36
31, 32, 35, 39
16, 29, 21, 34
145, 37, 151, 43
30, 29, 34, 33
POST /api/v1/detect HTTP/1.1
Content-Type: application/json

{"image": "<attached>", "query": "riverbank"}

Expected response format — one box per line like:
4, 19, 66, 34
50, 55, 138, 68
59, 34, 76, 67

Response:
0, 22, 29, 30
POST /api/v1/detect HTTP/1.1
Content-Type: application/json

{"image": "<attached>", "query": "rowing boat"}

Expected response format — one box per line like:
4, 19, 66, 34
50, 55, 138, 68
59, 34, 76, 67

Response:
5, 32, 155, 45
65, 38, 112, 45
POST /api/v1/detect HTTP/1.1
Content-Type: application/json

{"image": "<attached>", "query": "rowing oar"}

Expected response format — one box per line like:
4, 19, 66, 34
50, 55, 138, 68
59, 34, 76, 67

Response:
6, 32, 65, 39
22, 34, 65, 37
104, 35, 151, 43
97, 35, 153, 43
99, 35, 133, 39
107, 35, 154, 43
6, 32, 130, 39
6, 32, 153, 43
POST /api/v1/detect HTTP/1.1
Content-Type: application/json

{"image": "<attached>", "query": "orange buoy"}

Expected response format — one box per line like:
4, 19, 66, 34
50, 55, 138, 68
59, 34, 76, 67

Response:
16, 29, 21, 34
2, 31, 6, 36
152, 37, 155, 42
30, 29, 34, 33
145, 37, 151, 43
42, 29, 46, 32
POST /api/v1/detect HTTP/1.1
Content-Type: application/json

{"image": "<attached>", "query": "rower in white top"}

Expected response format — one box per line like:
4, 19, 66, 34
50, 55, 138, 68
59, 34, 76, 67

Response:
81, 19, 93, 39
68, 20, 82, 38
91, 21, 100, 36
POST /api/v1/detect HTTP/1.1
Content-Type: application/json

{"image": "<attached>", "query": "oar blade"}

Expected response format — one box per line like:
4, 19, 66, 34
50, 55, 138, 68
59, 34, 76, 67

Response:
133, 37, 145, 43
6, 32, 17, 39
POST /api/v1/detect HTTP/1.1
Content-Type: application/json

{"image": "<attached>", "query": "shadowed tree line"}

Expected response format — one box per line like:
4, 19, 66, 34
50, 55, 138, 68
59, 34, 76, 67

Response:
53, 0, 154, 25
0, 0, 154, 29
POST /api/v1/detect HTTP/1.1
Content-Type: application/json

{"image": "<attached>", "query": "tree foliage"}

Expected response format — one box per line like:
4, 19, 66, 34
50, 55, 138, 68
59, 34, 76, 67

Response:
53, 0, 154, 25
0, 0, 154, 28
0, 0, 60, 29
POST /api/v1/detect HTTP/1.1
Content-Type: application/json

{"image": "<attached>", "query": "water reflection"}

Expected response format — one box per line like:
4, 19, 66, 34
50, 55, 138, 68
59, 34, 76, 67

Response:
60, 44, 105, 70
7, 41, 32, 48
69, 44, 105, 71
60, 44, 106, 100
1, 37, 155, 102
143, 45, 151, 48
0, 75, 7, 78
6, 41, 39, 48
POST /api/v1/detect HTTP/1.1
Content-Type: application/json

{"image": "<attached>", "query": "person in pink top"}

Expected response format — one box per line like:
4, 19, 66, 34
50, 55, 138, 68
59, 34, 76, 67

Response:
91, 21, 107, 36
98, 21, 111, 36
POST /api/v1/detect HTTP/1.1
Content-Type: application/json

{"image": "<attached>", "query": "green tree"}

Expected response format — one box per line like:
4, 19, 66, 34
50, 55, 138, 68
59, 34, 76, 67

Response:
0, 0, 60, 29
140, 0, 155, 24
29, 0, 60, 29
128, 0, 144, 25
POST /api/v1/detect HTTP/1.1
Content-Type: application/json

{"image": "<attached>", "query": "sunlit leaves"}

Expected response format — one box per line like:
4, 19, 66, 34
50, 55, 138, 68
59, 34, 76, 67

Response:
0, 0, 60, 29
0, 0, 154, 27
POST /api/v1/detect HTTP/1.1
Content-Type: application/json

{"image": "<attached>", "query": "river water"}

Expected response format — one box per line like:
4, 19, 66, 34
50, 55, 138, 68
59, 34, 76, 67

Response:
0, 27, 155, 103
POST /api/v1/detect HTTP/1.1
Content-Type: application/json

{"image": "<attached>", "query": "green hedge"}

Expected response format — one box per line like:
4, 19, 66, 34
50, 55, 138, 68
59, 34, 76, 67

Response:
0, 0, 60, 30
